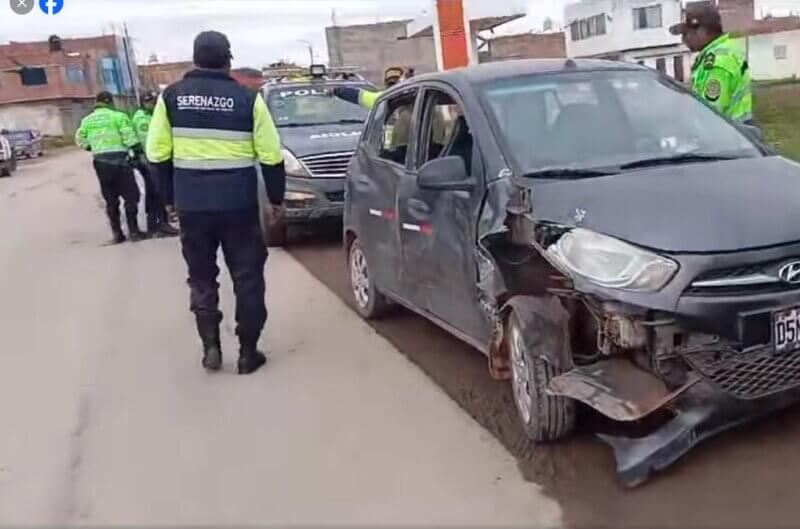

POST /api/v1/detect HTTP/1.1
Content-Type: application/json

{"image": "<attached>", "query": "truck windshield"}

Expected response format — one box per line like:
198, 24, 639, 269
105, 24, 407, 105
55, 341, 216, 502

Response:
480, 70, 761, 176
268, 85, 369, 127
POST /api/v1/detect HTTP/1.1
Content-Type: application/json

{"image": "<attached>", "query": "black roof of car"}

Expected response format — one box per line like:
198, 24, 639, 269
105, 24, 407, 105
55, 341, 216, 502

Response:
403, 58, 647, 86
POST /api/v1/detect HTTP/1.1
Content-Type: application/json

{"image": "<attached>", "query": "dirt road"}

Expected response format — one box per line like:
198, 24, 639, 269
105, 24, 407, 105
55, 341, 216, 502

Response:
289, 233, 800, 529
0, 150, 561, 526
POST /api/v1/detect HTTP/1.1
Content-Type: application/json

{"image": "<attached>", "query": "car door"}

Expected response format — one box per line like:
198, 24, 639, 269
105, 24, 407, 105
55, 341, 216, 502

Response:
348, 88, 420, 295
396, 84, 490, 343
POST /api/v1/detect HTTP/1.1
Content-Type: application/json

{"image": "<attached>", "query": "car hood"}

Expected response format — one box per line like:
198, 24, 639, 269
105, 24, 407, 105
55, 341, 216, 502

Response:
278, 123, 363, 158
525, 156, 800, 253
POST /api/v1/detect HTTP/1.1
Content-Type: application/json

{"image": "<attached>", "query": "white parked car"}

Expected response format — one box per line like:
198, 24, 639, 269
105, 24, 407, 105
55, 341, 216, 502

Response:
0, 135, 17, 177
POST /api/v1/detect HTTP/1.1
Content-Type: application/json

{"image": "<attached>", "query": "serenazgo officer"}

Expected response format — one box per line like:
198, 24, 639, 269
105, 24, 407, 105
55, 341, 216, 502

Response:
147, 31, 286, 374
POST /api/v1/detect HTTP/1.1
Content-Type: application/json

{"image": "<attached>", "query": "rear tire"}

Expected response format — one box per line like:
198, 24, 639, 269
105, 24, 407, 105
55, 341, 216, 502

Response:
348, 238, 389, 320
0, 164, 10, 177
506, 310, 576, 442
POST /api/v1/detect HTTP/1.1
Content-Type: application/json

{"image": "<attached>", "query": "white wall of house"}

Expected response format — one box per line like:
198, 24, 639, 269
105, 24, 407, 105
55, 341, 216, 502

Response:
0, 102, 64, 136
564, 0, 683, 58
740, 29, 800, 81
0, 100, 94, 137
628, 46, 693, 81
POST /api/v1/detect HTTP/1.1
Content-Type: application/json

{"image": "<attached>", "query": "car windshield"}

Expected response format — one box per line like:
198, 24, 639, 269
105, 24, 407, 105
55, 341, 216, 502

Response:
267, 85, 369, 127
480, 70, 762, 177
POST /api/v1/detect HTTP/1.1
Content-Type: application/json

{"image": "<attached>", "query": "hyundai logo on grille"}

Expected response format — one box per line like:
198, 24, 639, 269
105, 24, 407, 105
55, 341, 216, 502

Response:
778, 261, 800, 284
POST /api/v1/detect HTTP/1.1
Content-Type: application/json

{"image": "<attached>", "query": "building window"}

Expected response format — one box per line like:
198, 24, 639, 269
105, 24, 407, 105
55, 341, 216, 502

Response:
570, 14, 607, 41
673, 55, 685, 82
20, 67, 48, 86
633, 5, 663, 30
656, 57, 667, 73
65, 66, 85, 84
775, 45, 788, 60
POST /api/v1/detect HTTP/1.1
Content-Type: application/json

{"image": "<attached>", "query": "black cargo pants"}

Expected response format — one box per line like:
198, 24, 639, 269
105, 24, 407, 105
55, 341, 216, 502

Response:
179, 208, 268, 342
93, 159, 140, 235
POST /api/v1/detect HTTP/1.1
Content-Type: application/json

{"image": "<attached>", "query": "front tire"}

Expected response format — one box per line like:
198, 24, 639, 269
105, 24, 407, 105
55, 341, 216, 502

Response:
348, 238, 389, 319
506, 310, 576, 442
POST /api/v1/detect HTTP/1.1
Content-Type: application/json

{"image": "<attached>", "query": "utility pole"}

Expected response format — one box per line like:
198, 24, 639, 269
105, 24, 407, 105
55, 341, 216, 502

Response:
122, 22, 140, 105
298, 40, 315, 65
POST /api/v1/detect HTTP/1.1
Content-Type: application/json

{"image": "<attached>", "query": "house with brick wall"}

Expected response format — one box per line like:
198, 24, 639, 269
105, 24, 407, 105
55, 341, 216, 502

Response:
487, 32, 567, 61
0, 34, 138, 137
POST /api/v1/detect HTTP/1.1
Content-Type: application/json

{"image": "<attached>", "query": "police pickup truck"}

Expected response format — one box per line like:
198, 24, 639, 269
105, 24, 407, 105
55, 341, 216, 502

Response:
263, 65, 375, 245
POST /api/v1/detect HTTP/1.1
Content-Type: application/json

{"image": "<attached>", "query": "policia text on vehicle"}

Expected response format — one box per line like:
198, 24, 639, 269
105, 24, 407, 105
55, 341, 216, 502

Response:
147, 31, 286, 375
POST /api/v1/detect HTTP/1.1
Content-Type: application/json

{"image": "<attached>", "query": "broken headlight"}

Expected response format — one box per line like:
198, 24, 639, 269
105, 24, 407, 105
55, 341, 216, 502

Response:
547, 228, 678, 292
281, 148, 310, 177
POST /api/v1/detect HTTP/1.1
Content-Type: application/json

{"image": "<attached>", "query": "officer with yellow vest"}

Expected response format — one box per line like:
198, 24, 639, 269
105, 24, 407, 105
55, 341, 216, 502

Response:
331, 66, 404, 110
670, 3, 753, 123
76, 91, 146, 244
147, 31, 286, 375
132, 92, 179, 238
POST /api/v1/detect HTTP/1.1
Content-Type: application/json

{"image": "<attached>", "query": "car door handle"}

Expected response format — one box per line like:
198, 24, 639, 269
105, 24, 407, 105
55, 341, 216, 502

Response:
407, 198, 431, 218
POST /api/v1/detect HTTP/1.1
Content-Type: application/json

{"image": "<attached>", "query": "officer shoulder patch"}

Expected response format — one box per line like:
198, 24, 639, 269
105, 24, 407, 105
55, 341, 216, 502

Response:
705, 79, 722, 102
703, 52, 716, 70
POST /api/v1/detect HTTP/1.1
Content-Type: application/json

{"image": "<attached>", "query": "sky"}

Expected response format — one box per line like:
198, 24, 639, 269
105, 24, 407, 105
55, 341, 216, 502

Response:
0, 0, 795, 68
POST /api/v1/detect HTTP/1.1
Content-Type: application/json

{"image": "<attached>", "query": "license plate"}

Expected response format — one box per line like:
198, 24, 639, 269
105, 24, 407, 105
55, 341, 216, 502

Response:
774, 306, 800, 353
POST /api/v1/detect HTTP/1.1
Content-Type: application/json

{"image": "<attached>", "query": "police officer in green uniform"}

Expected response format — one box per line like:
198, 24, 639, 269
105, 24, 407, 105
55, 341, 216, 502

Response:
147, 31, 286, 375
332, 66, 404, 110
132, 92, 179, 238
670, 3, 753, 123
76, 91, 146, 244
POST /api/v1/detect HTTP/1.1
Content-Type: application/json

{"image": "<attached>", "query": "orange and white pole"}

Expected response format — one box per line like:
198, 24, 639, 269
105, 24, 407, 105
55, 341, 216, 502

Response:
432, 0, 474, 71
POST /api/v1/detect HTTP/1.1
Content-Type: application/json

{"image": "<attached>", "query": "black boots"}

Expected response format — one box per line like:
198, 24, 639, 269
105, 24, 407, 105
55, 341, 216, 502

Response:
237, 335, 266, 375
196, 321, 266, 374
147, 213, 180, 238
157, 222, 180, 238
127, 211, 146, 242
108, 212, 126, 245
196, 317, 223, 371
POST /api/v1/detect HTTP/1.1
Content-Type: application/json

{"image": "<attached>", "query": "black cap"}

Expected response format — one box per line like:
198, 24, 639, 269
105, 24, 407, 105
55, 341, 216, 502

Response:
669, 2, 723, 35
193, 31, 233, 69
96, 91, 113, 104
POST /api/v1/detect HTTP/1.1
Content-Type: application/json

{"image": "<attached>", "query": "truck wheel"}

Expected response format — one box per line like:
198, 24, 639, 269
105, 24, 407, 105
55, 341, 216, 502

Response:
348, 238, 389, 319
506, 310, 576, 442
0, 164, 10, 177
267, 222, 287, 247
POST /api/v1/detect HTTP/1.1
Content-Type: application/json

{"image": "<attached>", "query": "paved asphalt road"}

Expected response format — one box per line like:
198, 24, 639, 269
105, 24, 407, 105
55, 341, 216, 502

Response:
0, 150, 561, 526
4, 149, 800, 528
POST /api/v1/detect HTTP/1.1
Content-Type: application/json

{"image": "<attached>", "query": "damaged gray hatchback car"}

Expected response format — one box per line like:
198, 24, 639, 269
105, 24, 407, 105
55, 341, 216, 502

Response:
344, 59, 800, 486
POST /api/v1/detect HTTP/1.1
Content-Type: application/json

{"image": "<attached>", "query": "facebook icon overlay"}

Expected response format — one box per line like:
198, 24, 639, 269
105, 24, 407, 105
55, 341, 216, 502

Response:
39, 0, 63, 15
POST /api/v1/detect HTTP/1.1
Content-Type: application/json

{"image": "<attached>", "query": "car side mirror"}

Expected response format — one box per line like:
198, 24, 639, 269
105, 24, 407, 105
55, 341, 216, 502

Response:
417, 156, 474, 191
